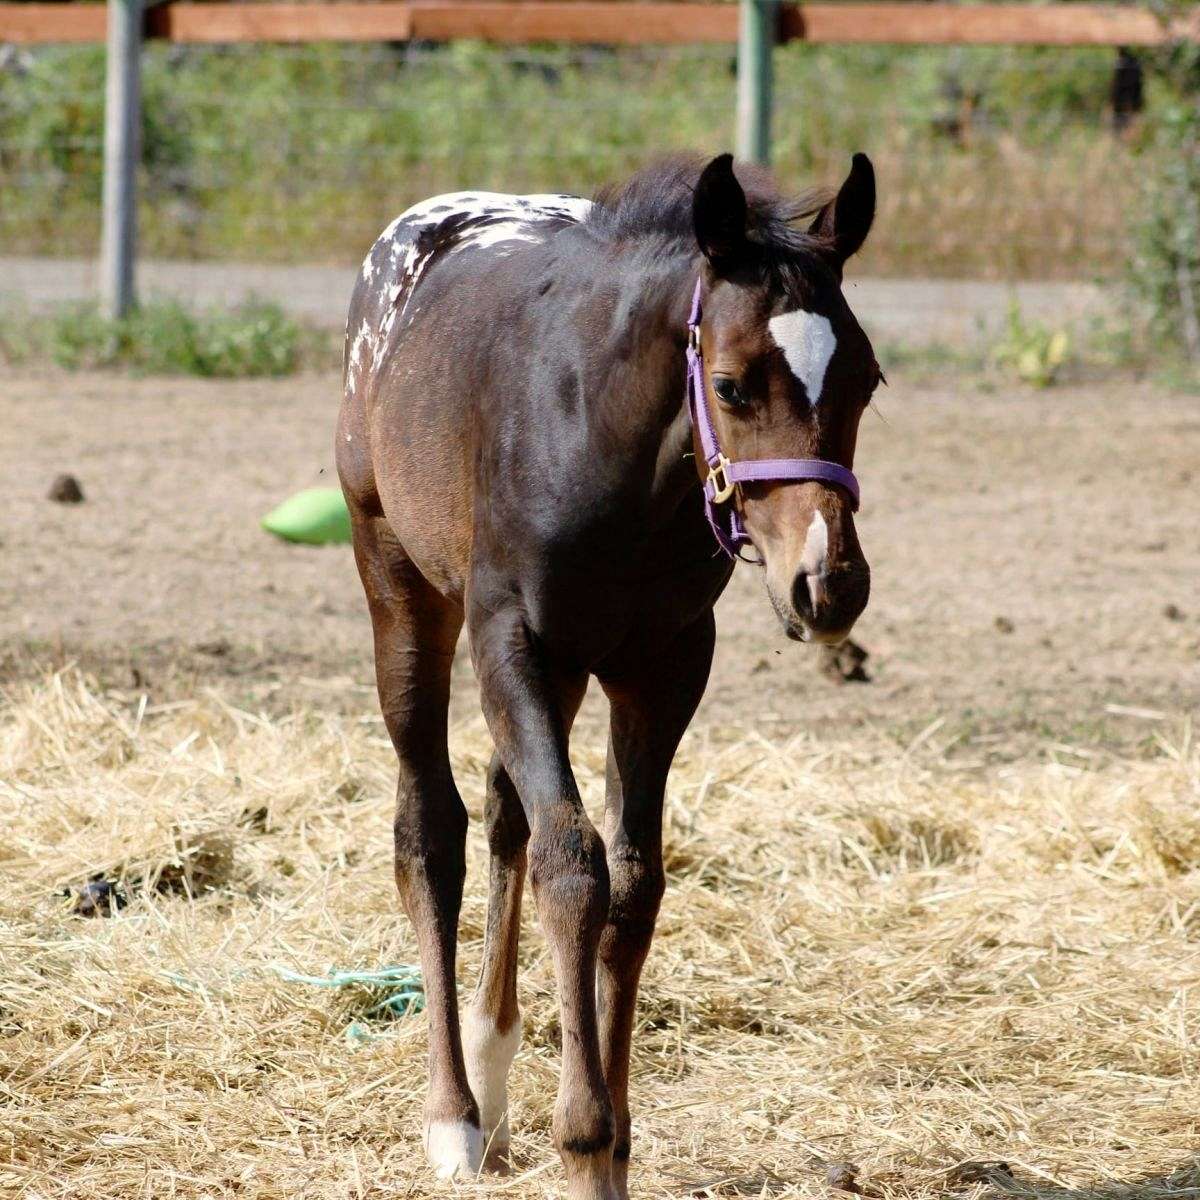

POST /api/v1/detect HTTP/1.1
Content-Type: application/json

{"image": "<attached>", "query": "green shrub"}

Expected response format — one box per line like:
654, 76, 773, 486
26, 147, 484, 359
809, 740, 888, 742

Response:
1127, 3, 1200, 366
0, 40, 1161, 278
0, 299, 331, 376
991, 300, 1071, 387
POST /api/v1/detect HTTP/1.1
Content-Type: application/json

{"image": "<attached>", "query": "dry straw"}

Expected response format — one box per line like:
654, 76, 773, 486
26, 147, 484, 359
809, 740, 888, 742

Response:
2, 669, 1199, 1198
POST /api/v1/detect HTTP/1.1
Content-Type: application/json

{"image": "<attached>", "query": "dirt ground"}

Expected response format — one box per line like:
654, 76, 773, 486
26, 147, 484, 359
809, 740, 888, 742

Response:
2, 368, 1197, 756
3, 366, 1200, 1200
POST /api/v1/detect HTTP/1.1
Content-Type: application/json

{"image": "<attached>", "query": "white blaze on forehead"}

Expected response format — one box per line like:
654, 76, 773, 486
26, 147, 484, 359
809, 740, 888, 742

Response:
768, 308, 838, 405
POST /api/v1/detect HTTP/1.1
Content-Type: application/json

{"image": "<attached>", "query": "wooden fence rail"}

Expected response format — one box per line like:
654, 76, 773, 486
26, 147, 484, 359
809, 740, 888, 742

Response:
3, 2, 1198, 48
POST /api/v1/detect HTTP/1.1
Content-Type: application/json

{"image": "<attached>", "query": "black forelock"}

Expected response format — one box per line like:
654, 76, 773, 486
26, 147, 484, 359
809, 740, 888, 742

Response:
584, 154, 835, 297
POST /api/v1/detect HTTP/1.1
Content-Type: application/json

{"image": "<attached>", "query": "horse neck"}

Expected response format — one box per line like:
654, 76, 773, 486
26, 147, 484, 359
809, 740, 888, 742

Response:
594, 251, 700, 505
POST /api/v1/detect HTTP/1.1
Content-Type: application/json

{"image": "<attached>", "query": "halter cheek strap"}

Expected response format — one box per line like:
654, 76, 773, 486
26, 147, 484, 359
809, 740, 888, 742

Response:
685, 276, 861, 559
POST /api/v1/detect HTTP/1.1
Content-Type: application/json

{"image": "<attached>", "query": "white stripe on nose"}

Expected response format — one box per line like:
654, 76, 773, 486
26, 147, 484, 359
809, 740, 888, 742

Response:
801, 511, 828, 608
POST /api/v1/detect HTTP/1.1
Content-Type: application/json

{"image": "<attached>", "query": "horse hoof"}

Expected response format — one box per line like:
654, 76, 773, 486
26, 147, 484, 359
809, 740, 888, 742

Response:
424, 1119, 484, 1179
481, 1137, 512, 1175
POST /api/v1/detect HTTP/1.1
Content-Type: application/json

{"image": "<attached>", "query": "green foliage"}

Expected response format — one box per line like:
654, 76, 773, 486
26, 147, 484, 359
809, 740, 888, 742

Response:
875, 312, 1161, 389
0, 41, 1155, 278
991, 300, 1071, 387
1127, 2, 1200, 364
0, 45, 194, 239
873, 337, 986, 384
0, 299, 330, 376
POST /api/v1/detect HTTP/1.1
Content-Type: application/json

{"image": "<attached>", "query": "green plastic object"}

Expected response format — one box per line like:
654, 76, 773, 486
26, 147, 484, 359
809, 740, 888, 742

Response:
262, 487, 352, 545
271, 965, 425, 1044
271, 965, 425, 1017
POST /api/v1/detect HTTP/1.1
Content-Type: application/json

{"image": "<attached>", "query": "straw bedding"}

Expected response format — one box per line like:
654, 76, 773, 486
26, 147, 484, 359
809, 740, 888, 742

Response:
2, 669, 1198, 1198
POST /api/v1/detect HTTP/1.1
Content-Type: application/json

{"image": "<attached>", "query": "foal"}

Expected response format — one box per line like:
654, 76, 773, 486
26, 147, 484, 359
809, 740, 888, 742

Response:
337, 153, 881, 1198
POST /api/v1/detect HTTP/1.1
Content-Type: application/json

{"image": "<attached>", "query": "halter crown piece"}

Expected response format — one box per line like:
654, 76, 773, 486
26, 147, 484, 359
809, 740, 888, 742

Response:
685, 277, 862, 559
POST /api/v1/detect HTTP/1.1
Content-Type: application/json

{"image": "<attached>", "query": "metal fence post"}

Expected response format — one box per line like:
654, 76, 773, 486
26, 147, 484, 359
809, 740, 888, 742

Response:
100, 0, 142, 319
736, 0, 777, 164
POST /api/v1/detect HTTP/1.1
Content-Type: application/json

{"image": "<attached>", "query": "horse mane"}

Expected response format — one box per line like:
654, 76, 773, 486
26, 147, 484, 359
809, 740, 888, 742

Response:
585, 155, 834, 283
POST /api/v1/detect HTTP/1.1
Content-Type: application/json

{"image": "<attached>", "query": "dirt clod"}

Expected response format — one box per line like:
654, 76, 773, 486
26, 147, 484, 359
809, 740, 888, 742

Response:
67, 874, 125, 917
820, 639, 871, 684
151, 832, 234, 898
335, 778, 367, 804
994, 616, 1015, 634
240, 805, 269, 832
947, 1161, 1014, 1187
825, 1162, 863, 1193
47, 473, 84, 503
1164, 604, 1184, 621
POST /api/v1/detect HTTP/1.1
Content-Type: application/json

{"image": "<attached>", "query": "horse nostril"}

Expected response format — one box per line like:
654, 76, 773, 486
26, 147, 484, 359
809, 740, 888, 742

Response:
792, 571, 819, 619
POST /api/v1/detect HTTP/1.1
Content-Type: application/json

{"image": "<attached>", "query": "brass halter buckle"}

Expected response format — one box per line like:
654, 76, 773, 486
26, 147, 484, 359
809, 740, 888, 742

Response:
707, 454, 736, 504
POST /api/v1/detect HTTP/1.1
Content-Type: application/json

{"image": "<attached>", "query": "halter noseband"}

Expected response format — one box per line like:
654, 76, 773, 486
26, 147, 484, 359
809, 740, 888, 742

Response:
685, 277, 861, 559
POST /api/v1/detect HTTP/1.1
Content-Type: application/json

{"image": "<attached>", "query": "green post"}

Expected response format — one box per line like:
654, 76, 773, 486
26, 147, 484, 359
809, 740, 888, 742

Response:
100, 0, 143, 320
736, 0, 777, 165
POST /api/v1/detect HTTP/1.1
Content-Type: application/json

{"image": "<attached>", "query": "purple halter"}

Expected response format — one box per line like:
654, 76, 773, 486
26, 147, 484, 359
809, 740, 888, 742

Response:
685, 277, 861, 559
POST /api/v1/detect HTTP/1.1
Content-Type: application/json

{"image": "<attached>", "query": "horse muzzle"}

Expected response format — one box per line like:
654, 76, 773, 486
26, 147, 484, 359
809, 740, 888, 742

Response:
780, 558, 871, 644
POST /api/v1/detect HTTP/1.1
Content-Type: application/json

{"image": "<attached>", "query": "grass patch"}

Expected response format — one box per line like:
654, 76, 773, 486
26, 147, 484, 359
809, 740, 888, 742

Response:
880, 306, 1200, 392
877, 337, 988, 383
0, 299, 337, 377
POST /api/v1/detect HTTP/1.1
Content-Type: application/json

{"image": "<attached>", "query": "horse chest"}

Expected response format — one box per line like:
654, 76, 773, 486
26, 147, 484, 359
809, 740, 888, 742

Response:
511, 503, 732, 667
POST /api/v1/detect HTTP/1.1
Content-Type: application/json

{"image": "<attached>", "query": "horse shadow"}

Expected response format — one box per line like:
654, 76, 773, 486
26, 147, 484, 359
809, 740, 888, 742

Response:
676, 1155, 1200, 1198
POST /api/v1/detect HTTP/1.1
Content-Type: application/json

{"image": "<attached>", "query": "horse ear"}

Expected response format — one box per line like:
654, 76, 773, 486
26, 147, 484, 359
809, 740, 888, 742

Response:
809, 152, 875, 272
693, 153, 749, 273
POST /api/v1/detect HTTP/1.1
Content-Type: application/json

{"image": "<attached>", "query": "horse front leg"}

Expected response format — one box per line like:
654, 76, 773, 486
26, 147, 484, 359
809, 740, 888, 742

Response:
596, 613, 716, 1200
471, 606, 615, 1200
465, 668, 587, 1172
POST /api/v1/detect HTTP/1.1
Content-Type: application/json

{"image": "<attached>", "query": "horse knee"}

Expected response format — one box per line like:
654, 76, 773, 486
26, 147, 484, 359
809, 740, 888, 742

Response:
528, 812, 610, 937
483, 756, 529, 860
392, 779, 468, 888
605, 848, 664, 945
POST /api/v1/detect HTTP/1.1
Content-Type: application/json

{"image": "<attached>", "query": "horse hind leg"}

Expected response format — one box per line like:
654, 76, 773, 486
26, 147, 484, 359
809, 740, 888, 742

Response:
464, 676, 588, 1172
348, 507, 481, 1178
463, 754, 524, 1172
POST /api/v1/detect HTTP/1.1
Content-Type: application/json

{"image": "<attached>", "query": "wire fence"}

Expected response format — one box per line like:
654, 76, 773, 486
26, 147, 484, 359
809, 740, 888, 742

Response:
0, 38, 1156, 279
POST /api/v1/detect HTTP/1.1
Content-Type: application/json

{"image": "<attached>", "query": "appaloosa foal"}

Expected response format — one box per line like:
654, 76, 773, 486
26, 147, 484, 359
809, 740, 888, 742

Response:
337, 152, 881, 1198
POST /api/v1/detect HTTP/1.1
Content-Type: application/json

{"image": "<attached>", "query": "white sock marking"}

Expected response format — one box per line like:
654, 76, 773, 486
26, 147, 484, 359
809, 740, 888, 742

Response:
462, 1009, 520, 1146
768, 308, 838, 405
424, 1119, 484, 1179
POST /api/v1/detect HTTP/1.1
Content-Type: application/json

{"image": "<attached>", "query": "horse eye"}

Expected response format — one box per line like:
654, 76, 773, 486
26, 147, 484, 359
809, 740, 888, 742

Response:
712, 375, 743, 406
